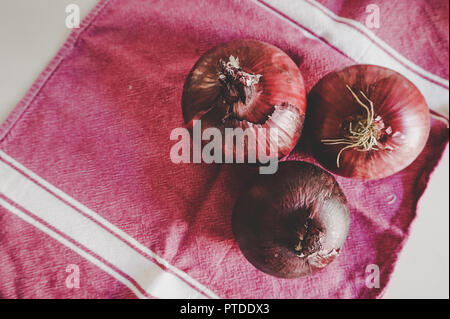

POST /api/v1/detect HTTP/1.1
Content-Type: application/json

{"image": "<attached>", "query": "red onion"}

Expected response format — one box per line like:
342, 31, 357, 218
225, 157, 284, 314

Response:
232, 161, 350, 278
307, 64, 430, 180
182, 39, 306, 162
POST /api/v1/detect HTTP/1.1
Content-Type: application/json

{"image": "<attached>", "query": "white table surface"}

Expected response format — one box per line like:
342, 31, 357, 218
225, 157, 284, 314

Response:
0, 0, 448, 299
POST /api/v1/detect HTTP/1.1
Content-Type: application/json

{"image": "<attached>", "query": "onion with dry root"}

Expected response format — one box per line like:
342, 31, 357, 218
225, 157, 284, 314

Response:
232, 161, 350, 278
308, 64, 430, 180
182, 39, 306, 162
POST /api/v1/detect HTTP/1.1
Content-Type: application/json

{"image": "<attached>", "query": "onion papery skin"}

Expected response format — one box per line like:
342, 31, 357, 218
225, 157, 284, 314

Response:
308, 64, 430, 180
232, 161, 350, 278
182, 40, 306, 161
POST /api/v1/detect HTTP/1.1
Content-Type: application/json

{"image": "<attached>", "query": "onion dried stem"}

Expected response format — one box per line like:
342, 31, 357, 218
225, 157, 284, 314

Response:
322, 85, 381, 168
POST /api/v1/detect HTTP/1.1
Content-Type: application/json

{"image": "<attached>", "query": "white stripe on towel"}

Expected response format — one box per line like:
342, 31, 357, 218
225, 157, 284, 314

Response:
0, 150, 218, 299
256, 0, 449, 117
